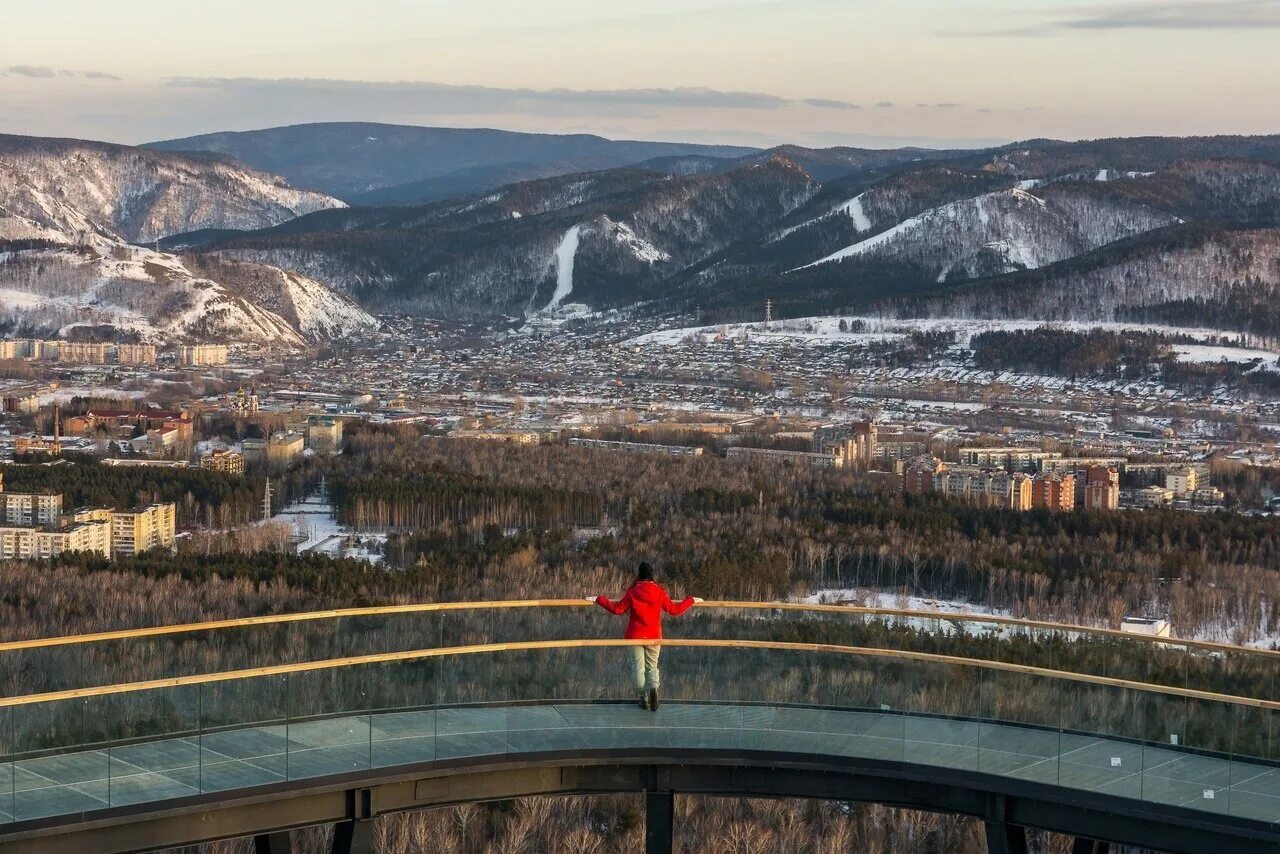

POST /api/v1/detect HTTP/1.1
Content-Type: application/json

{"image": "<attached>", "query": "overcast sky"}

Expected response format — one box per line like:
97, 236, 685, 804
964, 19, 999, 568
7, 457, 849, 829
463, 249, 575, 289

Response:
1, 0, 1277, 148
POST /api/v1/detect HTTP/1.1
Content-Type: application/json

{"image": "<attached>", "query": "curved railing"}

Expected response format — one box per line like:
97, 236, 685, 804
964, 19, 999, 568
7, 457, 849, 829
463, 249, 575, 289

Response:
1, 602, 1279, 830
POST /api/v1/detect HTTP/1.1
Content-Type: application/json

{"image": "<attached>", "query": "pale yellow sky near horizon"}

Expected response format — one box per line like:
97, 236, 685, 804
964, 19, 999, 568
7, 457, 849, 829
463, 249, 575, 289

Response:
1, 0, 1277, 147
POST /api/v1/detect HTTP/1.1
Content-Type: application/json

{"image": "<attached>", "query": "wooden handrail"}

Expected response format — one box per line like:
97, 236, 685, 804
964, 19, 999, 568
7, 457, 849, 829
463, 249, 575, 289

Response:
0, 599, 1269, 660
0, 636, 1276, 711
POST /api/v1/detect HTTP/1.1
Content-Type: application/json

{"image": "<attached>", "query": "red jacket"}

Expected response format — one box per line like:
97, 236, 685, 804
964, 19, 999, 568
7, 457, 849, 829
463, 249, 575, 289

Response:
596, 580, 694, 640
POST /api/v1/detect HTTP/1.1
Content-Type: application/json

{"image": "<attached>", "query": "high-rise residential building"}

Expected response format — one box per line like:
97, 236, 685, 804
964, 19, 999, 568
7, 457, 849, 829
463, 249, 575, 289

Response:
57, 341, 109, 364
1166, 468, 1199, 497
814, 422, 878, 468
1084, 466, 1120, 511
110, 503, 176, 557
903, 456, 945, 494
306, 416, 344, 453
0, 491, 63, 526
179, 344, 229, 366
959, 447, 1063, 469
200, 448, 246, 476
116, 343, 158, 365
1032, 473, 1076, 512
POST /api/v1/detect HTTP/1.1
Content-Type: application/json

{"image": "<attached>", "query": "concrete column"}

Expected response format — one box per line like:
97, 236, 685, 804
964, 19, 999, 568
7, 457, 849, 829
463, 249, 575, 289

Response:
253, 832, 293, 854
645, 790, 674, 854
331, 819, 375, 854
984, 820, 1028, 854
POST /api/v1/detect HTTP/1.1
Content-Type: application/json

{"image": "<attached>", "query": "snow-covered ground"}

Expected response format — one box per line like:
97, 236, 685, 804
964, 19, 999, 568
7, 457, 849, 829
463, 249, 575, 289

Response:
271, 488, 385, 566
631, 315, 1277, 353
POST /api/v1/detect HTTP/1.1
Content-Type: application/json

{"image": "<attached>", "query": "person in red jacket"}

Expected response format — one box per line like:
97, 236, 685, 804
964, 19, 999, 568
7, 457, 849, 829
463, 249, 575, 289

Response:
590, 562, 701, 711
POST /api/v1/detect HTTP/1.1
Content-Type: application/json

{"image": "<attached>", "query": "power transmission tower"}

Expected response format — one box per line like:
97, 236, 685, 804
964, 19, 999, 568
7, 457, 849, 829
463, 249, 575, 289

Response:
765, 299, 773, 326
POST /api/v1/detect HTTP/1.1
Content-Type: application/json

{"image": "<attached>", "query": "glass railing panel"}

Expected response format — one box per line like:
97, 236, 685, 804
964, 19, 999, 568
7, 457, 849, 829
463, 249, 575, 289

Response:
197, 674, 288, 793
1058, 680, 1147, 800
369, 658, 438, 769
0, 708, 10, 825
901, 658, 978, 772
284, 666, 371, 780
976, 668, 1062, 786
105, 684, 200, 808
1227, 705, 1280, 825
1138, 694, 1235, 816
11, 695, 109, 821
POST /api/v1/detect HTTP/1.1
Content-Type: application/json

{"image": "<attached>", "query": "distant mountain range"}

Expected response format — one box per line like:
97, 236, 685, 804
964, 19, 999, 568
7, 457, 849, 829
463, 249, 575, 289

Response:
144, 123, 759, 203
5, 125, 1280, 341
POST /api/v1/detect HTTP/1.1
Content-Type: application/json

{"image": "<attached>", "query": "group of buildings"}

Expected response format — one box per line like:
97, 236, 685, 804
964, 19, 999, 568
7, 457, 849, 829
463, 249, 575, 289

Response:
902, 447, 1223, 512
0, 340, 229, 366
902, 457, 1120, 512
0, 475, 175, 560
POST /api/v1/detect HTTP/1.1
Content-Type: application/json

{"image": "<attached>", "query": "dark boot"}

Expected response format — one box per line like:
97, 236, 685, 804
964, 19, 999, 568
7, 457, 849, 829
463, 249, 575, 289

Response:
639, 693, 651, 710
648, 687, 659, 711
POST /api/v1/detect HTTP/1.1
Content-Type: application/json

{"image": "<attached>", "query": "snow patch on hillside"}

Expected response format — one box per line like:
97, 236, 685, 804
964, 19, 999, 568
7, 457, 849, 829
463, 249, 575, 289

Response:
605, 218, 670, 263
547, 225, 581, 310
773, 192, 872, 242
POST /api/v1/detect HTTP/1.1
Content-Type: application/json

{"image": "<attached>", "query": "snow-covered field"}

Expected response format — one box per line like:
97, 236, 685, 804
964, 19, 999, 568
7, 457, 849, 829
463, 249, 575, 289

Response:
631, 315, 1278, 354
271, 488, 385, 566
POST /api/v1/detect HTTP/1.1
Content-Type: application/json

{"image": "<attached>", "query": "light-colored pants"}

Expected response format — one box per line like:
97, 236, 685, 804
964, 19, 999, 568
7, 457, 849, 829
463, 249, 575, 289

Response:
632, 645, 661, 695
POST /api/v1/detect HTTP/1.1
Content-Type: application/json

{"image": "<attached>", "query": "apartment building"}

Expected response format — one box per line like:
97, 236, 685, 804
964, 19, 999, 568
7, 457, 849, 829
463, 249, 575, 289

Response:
200, 448, 246, 476
726, 446, 841, 468
903, 456, 946, 495
179, 344, 229, 366
57, 341, 109, 364
0, 491, 63, 525
1166, 467, 1199, 497
569, 438, 704, 457
813, 422, 878, 468
1084, 466, 1120, 511
1031, 473, 1076, 512
110, 503, 176, 557
116, 343, 158, 365
959, 447, 1063, 469
306, 416, 344, 453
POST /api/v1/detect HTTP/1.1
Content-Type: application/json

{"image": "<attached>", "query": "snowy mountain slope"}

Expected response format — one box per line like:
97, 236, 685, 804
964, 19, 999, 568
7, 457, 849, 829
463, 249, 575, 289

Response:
0, 245, 301, 344
889, 226, 1280, 337
0, 134, 343, 245
0, 134, 366, 345
0, 244, 376, 344
204, 156, 817, 317
788, 186, 1176, 280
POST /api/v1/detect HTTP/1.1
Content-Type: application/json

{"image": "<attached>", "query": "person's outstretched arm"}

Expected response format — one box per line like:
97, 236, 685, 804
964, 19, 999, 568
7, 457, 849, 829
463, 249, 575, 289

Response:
595, 591, 631, 615
662, 589, 697, 616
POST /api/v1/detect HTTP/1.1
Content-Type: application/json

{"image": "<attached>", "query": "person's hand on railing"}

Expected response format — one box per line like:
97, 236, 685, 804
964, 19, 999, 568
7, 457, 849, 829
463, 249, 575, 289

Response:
693, 597, 705, 604
584, 597, 598, 603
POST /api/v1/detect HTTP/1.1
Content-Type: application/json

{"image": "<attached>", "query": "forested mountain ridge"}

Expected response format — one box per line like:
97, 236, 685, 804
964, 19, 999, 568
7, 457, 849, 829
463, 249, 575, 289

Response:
10, 128, 1280, 333
202, 156, 820, 317
183, 133, 1280, 328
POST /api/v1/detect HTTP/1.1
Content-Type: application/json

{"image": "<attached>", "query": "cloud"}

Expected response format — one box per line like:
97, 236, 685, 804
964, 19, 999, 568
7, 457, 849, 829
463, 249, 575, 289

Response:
953, 0, 1280, 36
1060, 0, 1280, 29
4, 65, 121, 80
164, 77, 861, 114
801, 97, 861, 110
8, 65, 57, 78
874, 101, 894, 108
916, 102, 960, 108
